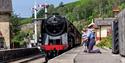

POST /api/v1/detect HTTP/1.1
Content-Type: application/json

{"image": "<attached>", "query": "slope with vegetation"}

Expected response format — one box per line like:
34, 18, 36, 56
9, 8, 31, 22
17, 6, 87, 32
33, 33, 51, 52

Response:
10, 15, 32, 48
37, 0, 125, 31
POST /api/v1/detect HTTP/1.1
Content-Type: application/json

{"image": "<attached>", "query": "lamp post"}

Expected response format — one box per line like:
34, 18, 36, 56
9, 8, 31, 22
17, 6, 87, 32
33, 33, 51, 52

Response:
34, 1, 37, 46
45, 0, 48, 19
33, 0, 48, 46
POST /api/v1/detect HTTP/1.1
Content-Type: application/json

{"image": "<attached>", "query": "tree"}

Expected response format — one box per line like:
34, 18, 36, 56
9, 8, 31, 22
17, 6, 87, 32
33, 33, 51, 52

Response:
10, 14, 32, 48
59, 2, 64, 7
10, 15, 21, 36
37, 4, 55, 18
47, 4, 55, 16
35, 0, 117, 32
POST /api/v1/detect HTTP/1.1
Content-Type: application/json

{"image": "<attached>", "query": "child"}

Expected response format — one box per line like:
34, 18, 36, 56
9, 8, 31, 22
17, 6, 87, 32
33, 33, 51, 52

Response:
82, 28, 88, 52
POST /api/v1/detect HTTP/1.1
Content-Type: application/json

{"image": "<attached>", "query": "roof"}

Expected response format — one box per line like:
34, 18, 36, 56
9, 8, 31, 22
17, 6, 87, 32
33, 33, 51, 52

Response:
94, 18, 116, 26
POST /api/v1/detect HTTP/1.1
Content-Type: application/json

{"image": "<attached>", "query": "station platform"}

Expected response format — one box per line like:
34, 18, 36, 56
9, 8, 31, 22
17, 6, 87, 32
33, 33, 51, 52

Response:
48, 46, 123, 63
10, 46, 125, 63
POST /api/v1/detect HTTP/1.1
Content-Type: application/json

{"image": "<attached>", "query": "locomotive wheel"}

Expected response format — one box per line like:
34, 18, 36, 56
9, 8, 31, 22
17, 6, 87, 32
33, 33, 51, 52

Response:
44, 54, 48, 63
69, 40, 73, 48
44, 50, 59, 63
68, 35, 75, 48
53, 49, 58, 56
45, 52, 52, 62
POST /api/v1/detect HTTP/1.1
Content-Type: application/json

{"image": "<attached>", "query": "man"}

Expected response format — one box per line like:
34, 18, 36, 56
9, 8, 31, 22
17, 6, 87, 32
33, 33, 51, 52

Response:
87, 24, 101, 53
88, 29, 96, 52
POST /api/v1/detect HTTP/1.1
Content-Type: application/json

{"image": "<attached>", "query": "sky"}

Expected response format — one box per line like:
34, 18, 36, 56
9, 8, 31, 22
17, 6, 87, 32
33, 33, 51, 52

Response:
12, 0, 77, 18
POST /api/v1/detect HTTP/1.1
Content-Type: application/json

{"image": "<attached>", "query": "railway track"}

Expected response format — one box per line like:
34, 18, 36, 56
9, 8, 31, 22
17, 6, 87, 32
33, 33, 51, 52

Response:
10, 54, 45, 63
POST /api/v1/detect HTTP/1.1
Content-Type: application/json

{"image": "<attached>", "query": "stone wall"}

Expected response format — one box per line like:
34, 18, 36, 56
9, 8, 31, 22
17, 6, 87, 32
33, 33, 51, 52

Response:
0, 15, 10, 22
21, 21, 41, 34
0, 15, 10, 48
0, 0, 12, 13
0, 0, 12, 49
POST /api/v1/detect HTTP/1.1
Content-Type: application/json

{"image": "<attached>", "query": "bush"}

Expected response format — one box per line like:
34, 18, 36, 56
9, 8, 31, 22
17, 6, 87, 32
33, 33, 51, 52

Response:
96, 35, 112, 49
12, 31, 27, 48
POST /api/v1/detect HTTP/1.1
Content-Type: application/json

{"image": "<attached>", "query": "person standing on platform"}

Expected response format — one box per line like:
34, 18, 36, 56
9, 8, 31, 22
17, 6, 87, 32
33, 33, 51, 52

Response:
81, 28, 88, 52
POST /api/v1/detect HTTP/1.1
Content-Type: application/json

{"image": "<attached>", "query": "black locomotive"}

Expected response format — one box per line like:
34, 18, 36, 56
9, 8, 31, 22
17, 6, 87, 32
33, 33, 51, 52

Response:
39, 14, 81, 61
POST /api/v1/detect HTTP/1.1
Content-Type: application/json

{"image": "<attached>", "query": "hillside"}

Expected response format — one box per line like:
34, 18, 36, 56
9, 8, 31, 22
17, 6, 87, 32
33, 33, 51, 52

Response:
37, 0, 125, 31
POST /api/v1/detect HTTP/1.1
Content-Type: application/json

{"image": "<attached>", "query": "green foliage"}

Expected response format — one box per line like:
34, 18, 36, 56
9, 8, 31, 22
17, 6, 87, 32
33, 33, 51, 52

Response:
59, 2, 64, 7
20, 18, 32, 25
119, 3, 125, 10
10, 15, 21, 36
12, 31, 27, 45
79, 0, 91, 6
73, 21, 83, 32
96, 35, 112, 48
37, 4, 55, 18
36, 0, 121, 32
66, 12, 77, 22
10, 15, 32, 34
10, 14, 32, 48
120, 0, 125, 4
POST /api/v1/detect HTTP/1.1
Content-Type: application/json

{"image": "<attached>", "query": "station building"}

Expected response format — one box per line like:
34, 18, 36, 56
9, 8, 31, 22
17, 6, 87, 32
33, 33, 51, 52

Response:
0, 0, 12, 49
94, 18, 115, 42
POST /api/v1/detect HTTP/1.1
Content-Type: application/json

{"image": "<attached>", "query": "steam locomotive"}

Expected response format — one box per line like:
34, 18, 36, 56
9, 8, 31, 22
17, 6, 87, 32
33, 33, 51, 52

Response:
39, 14, 81, 60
